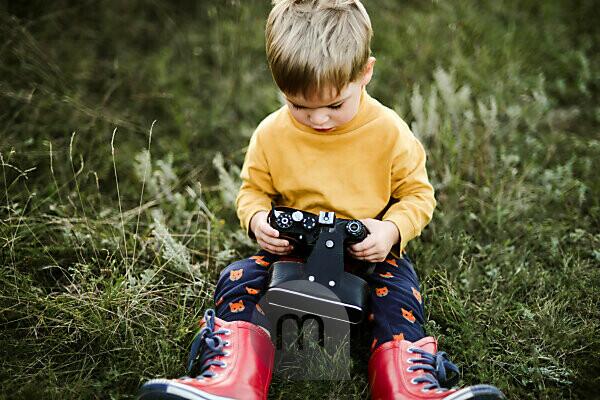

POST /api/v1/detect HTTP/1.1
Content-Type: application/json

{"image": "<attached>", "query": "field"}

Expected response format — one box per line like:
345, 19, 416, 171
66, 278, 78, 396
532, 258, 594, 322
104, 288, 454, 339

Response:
1, 1, 599, 399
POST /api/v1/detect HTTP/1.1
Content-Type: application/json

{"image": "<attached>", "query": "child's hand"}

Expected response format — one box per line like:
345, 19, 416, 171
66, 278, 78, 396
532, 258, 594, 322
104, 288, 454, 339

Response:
347, 219, 400, 263
250, 211, 294, 255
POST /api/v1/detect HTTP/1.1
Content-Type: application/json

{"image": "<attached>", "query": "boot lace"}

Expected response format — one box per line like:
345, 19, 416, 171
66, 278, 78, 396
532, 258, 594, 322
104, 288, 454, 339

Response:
407, 347, 460, 392
186, 309, 230, 379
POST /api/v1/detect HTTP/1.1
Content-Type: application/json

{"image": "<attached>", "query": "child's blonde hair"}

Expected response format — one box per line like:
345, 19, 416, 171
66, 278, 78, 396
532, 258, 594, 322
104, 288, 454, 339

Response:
266, 0, 373, 98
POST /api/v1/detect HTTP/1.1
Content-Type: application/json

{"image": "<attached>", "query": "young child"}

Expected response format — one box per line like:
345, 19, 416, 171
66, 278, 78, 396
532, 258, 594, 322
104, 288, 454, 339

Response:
139, 1, 505, 399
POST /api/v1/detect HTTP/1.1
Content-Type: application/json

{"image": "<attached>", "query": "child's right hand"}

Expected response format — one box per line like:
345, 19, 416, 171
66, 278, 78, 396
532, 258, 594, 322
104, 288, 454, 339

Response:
250, 211, 294, 255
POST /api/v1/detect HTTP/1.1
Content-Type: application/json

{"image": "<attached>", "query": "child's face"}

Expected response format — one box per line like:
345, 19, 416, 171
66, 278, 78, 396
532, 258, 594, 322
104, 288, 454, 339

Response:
283, 57, 375, 133
285, 82, 362, 132
283, 82, 363, 133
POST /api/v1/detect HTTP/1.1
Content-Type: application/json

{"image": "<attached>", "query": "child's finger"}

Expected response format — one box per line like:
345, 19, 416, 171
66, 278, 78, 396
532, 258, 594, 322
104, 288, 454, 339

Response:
259, 240, 293, 255
350, 252, 371, 261
264, 235, 290, 248
350, 239, 375, 252
262, 223, 280, 237
351, 250, 377, 260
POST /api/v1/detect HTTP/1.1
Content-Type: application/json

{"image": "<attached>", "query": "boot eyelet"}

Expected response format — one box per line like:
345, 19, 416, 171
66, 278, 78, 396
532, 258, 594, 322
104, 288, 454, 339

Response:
223, 351, 231, 357
407, 347, 417, 353
220, 362, 228, 368
421, 388, 430, 393
223, 329, 232, 336
410, 378, 419, 385
407, 357, 418, 364
224, 341, 230, 347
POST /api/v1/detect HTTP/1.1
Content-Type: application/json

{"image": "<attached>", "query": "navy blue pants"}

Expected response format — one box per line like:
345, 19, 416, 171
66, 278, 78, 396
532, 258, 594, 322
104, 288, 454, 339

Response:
213, 251, 425, 351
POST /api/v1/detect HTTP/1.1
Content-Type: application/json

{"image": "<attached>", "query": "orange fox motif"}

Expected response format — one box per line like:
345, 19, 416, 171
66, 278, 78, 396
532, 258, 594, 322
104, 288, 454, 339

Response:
245, 286, 260, 295
255, 303, 265, 315
370, 338, 378, 351
412, 287, 422, 304
215, 296, 224, 307
229, 300, 245, 313
250, 255, 270, 267
385, 259, 398, 267
375, 286, 389, 297
393, 333, 405, 341
229, 268, 243, 281
379, 271, 394, 278
402, 308, 416, 323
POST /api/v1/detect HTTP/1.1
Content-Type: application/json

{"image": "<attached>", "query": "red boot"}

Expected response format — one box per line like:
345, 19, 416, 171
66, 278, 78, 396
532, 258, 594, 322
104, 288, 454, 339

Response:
138, 309, 274, 400
369, 336, 505, 400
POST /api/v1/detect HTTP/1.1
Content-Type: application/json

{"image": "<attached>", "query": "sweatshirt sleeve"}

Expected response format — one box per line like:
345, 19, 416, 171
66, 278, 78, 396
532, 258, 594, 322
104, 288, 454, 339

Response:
235, 129, 278, 237
382, 127, 436, 253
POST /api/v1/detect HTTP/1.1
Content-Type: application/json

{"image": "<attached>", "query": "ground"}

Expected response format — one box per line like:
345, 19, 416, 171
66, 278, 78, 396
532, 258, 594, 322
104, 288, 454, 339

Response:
1, 1, 599, 399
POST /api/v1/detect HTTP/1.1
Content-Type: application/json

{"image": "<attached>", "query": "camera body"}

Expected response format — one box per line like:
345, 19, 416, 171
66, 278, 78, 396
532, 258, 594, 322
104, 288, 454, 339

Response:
261, 206, 372, 379
268, 206, 368, 255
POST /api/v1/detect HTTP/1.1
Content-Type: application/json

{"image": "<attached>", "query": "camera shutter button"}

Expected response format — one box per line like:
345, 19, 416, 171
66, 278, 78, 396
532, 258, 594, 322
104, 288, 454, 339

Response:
291, 211, 304, 222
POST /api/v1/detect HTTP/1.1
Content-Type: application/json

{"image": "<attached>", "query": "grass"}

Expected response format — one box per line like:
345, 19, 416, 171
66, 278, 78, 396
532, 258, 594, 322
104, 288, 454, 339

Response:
1, 0, 599, 399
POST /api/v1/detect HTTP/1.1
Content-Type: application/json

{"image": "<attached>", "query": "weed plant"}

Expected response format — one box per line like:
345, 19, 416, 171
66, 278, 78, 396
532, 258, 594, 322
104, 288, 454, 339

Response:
1, 1, 599, 399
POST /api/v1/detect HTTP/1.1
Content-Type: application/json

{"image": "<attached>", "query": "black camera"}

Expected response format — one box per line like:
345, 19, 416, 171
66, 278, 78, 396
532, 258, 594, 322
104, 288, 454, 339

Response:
268, 206, 368, 254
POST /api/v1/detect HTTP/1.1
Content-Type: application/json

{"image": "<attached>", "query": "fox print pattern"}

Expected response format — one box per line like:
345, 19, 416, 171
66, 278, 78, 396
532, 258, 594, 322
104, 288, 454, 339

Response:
412, 287, 422, 304
385, 259, 398, 267
245, 286, 260, 295
229, 300, 245, 313
402, 308, 416, 323
229, 268, 243, 281
250, 255, 270, 267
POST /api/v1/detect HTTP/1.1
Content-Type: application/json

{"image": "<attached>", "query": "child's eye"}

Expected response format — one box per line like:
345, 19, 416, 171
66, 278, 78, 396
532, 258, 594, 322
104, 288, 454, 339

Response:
290, 103, 342, 110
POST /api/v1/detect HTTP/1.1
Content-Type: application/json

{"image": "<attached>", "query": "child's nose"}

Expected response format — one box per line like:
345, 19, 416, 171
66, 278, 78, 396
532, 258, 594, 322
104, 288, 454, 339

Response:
309, 110, 329, 125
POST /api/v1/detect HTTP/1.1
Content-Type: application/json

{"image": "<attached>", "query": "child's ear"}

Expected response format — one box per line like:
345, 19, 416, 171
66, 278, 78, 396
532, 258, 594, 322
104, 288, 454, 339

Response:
360, 56, 376, 86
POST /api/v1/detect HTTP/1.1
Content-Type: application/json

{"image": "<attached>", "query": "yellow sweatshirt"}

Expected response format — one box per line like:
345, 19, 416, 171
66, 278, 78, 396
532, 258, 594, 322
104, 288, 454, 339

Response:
236, 90, 436, 252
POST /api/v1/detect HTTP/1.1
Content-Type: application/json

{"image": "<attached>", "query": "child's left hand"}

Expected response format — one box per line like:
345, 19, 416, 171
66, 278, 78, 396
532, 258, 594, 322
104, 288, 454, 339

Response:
347, 219, 400, 263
